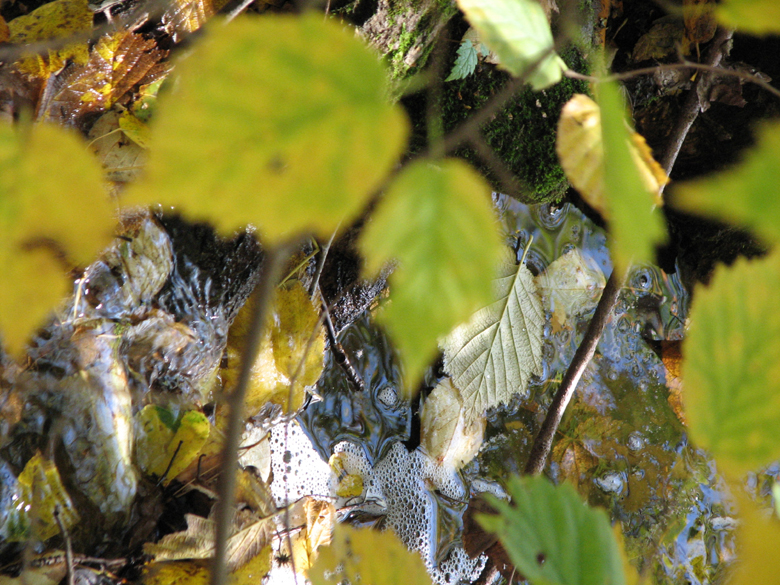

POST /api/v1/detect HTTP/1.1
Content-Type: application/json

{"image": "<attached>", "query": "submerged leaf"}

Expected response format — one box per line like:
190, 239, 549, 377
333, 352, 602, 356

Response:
0, 123, 113, 354
479, 475, 628, 585
360, 159, 505, 389
681, 252, 780, 478
441, 252, 544, 425
310, 524, 432, 585
456, 0, 566, 89
124, 14, 408, 243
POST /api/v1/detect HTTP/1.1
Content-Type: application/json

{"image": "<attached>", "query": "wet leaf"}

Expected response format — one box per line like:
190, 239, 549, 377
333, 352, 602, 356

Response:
88, 109, 146, 183
124, 14, 408, 243
684, 0, 717, 47
535, 248, 606, 333
556, 93, 667, 228
118, 110, 151, 149
675, 119, 780, 244
681, 252, 780, 478
0, 123, 114, 355
456, 0, 566, 89
717, 0, 780, 35
597, 83, 668, 271
1, 453, 80, 542
310, 524, 432, 585
329, 453, 364, 498
38, 31, 167, 125
446, 40, 479, 82
143, 561, 211, 585
440, 251, 544, 425
162, 0, 230, 41
360, 159, 505, 389
8, 0, 91, 80
420, 377, 486, 470
479, 475, 628, 585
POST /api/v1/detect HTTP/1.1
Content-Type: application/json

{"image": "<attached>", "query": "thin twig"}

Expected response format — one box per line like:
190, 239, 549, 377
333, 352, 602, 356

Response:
659, 27, 734, 176
53, 507, 75, 585
524, 269, 623, 476
209, 244, 291, 585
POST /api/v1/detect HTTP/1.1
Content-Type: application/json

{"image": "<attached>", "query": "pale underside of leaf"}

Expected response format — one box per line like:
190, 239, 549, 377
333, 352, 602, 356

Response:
442, 256, 544, 424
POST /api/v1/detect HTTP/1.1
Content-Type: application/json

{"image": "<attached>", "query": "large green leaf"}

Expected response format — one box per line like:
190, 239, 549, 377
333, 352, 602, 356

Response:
598, 81, 667, 272
0, 123, 114, 354
479, 475, 627, 585
456, 0, 566, 89
675, 119, 780, 245
717, 0, 780, 35
440, 252, 544, 425
123, 14, 408, 243
360, 159, 504, 390
681, 252, 780, 478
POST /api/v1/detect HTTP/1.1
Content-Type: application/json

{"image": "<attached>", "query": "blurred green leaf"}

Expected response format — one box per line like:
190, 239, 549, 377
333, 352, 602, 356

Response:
360, 159, 504, 390
0, 123, 114, 355
597, 81, 667, 272
479, 475, 627, 585
456, 0, 566, 89
717, 0, 780, 35
681, 252, 780, 479
123, 14, 408, 243
675, 119, 780, 245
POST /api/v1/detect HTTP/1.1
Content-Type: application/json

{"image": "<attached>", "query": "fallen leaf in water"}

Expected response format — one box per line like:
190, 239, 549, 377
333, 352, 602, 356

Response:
88, 109, 147, 183
162, 0, 230, 42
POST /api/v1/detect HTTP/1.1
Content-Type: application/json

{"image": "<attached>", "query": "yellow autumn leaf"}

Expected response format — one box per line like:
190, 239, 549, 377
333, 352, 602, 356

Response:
556, 93, 668, 220
0, 122, 114, 355
162, 0, 231, 41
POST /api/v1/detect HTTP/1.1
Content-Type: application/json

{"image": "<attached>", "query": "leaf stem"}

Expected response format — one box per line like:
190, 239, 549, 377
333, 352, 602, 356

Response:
524, 269, 623, 476
209, 244, 290, 585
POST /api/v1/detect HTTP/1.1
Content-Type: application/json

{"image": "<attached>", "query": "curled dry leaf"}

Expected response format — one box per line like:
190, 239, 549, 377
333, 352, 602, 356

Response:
556, 94, 668, 220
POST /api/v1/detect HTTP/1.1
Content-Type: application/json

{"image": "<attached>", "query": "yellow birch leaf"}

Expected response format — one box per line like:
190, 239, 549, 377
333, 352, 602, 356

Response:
0, 123, 113, 355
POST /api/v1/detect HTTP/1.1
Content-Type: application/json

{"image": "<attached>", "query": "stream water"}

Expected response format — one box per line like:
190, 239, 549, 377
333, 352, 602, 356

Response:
270, 196, 739, 584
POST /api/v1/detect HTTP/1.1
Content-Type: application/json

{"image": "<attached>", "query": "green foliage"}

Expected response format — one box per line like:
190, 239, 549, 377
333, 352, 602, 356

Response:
310, 524, 432, 585
681, 252, 780, 479
597, 81, 666, 272
675, 119, 780, 245
717, 0, 780, 35
360, 158, 505, 389
123, 14, 408, 243
456, 0, 566, 89
440, 252, 544, 424
479, 475, 629, 585
0, 123, 114, 354
446, 40, 479, 82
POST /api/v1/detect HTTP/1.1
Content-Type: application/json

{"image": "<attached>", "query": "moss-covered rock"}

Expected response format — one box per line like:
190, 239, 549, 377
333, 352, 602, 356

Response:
439, 48, 589, 204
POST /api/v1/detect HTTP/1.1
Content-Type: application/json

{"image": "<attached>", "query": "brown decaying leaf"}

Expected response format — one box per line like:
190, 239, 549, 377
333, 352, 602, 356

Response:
462, 497, 520, 582
660, 340, 686, 425
37, 31, 166, 125
0, 15, 10, 43
631, 17, 685, 62
683, 0, 717, 47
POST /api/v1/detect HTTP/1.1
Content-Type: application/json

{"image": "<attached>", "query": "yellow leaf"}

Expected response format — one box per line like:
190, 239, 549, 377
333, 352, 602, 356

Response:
88, 109, 146, 183
162, 0, 231, 41
310, 524, 432, 585
731, 493, 780, 585
144, 561, 211, 585
0, 123, 114, 355
556, 93, 667, 221
118, 110, 151, 149
0, 15, 9, 43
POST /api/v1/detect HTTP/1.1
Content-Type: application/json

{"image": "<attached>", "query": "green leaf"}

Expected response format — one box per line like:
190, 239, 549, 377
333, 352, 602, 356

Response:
0, 123, 114, 355
730, 494, 780, 585
717, 0, 780, 35
456, 0, 566, 90
681, 252, 780, 479
123, 14, 408, 243
446, 40, 479, 82
440, 252, 544, 424
597, 81, 667, 272
310, 524, 432, 585
675, 119, 780, 244
359, 159, 505, 390
479, 475, 627, 585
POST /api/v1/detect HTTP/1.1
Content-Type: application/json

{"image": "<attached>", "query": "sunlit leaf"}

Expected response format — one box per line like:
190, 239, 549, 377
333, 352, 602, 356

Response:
456, 0, 566, 89
8, 0, 91, 80
440, 251, 544, 425
675, 119, 780, 244
446, 40, 479, 82
597, 83, 667, 272
420, 377, 486, 470
479, 475, 627, 585
1, 453, 80, 542
162, 0, 230, 41
310, 524, 432, 585
681, 252, 780, 478
360, 159, 505, 389
717, 0, 780, 35
143, 561, 211, 585
731, 494, 780, 585
535, 248, 606, 333
38, 31, 167, 125
0, 123, 113, 354
124, 14, 408, 243
329, 453, 364, 498
88, 109, 146, 183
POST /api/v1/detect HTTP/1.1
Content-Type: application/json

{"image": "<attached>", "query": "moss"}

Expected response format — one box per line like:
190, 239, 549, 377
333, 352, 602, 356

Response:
438, 47, 590, 204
